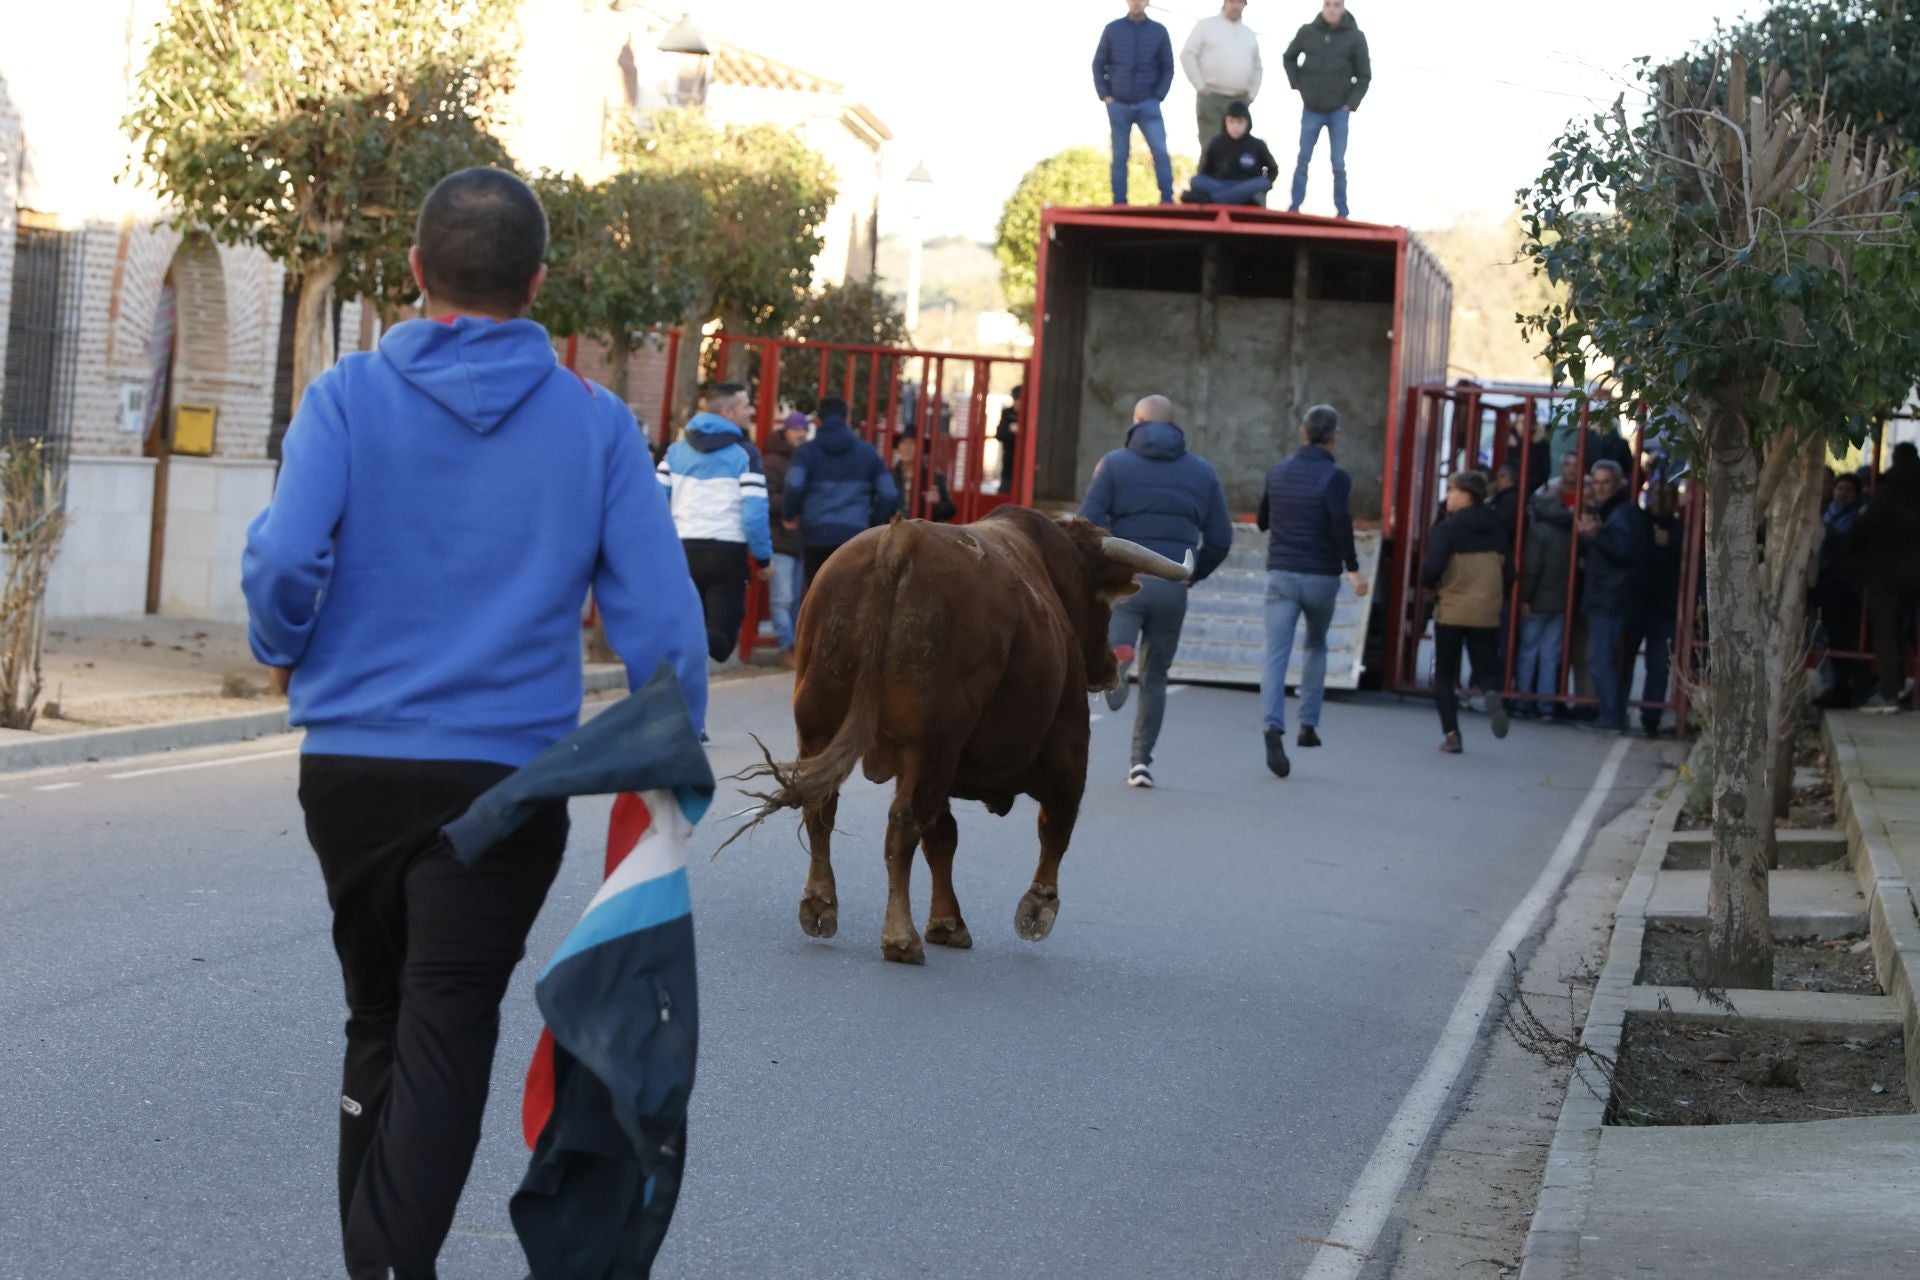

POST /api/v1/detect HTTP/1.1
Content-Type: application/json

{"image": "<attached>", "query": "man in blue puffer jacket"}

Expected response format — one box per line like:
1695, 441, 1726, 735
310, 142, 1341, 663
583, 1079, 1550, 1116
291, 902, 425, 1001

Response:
1092, 0, 1176, 205
1080, 394, 1233, 789
657, 381, 773, 663
783, 396, 899, 588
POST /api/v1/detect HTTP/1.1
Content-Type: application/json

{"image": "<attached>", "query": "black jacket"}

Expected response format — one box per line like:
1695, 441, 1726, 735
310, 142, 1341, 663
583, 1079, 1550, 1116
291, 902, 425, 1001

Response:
763, 431, 803, 558
1635, 514, 1683, 622
1282, 12, 1371, 113
1199, 129, 1279, 183
893, 459, 956, 523
1850, 459, 1920, 592
1581, 491, 1646, 616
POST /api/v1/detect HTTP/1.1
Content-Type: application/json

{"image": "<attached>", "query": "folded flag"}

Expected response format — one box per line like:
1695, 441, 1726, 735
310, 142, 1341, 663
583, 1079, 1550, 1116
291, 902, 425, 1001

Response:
444, 667, 713, 1280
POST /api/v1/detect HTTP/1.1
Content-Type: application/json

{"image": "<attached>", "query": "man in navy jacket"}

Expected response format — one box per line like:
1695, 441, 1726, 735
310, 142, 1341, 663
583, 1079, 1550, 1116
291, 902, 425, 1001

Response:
1080, 394, 1233, 789
1255, 403, 1369, 778
1093, 0, 1176, 205
782, 396, 899, 587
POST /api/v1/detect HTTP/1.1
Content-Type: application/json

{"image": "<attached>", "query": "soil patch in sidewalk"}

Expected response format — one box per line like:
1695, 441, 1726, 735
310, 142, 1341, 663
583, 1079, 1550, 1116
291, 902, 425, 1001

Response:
1607, 1015, 1909, 1126
1636, 923, 1882, 994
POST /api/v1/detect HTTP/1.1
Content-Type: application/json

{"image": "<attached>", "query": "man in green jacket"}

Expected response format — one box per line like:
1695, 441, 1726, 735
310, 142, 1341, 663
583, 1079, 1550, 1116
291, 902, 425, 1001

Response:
1281, 0, 1371, 218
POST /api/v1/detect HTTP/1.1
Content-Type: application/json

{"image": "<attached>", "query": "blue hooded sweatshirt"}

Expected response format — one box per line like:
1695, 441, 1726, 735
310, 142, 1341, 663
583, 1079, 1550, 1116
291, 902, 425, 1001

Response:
782, 415, 898, 549
657, 413, 773, 563
1078, 421, 1234, 583
242, 316, 710, 766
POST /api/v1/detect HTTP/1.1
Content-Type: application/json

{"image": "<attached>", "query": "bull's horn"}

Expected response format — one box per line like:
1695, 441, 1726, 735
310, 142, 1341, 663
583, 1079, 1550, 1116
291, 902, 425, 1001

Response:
1101, 537, 1195, 582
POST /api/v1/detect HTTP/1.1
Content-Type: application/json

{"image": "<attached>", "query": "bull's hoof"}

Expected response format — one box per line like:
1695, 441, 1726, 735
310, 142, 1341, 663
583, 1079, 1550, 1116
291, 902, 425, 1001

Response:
797, 894, 838, 939
925, 916, 973, 949
881, 931, 927, 965
1014, 887, 1060, 942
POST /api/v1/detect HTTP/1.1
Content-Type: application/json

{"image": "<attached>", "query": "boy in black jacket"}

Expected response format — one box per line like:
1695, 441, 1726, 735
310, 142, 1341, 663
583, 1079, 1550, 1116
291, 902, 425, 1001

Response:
1182, 100, 1278, 206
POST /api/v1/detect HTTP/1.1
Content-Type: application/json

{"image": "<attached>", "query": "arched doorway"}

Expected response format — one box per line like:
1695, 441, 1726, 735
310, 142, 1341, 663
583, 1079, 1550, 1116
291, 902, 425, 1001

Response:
143, 233, 227, 614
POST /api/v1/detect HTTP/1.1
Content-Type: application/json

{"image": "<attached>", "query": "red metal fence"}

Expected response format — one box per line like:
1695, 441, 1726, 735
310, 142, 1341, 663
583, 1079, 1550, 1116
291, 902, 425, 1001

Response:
573, 329, 1032, 661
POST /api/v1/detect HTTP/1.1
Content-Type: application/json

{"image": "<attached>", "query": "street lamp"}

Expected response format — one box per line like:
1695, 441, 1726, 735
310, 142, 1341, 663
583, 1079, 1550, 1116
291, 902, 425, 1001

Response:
904, 161, 934, 338
657, 13, 712, 107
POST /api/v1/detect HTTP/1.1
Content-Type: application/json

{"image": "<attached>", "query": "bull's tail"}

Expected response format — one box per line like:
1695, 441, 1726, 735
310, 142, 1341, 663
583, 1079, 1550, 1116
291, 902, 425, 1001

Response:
718, 520, 910, 854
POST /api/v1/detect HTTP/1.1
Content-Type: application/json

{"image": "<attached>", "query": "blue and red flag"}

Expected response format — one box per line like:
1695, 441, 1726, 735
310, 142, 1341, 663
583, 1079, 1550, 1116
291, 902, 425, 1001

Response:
442, 667, 712, 1279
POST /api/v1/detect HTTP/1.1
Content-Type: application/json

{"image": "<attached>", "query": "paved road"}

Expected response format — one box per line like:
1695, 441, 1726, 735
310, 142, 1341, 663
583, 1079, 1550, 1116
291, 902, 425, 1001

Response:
0, 676, 1659, 1279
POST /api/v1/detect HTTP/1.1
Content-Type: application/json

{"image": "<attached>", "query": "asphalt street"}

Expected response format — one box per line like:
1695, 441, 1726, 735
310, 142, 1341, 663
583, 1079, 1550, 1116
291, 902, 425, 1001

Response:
0, 675, 1660, 1279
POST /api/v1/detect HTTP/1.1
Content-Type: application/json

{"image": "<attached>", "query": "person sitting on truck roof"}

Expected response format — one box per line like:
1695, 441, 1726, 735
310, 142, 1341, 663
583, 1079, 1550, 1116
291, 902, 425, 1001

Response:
1080, 393, 1234, 791
1182, 100, 1279, 206
1256, 404, 1370, 779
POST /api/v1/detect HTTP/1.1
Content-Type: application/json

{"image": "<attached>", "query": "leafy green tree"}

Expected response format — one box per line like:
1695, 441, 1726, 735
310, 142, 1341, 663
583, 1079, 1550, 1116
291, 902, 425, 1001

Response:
125, 0, 517, 410
619, 110, 836, 336
1704, 0, 1920, 151
995, 146, 1197, 326
532, 170, 710, 401
1519, 52, 1920, 986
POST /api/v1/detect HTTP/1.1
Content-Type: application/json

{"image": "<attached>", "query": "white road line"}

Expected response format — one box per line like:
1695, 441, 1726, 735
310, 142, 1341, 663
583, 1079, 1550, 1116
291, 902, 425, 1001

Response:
1299, 736, 1631, 1280
108, 748, 300, 781
33, 782, 80, 793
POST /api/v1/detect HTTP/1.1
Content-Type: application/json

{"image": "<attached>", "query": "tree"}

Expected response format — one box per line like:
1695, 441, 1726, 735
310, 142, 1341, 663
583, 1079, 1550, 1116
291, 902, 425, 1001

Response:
0, 442, 70, 729
995, 146, 1197, 326
1419, 213, 1563, 383
126, 0, 516, 411
1706, 1, 1920, 152
1519, 53, 1920, 987
532, 170, 710, 402
619, 110, 835, 337
776, 279, 909, 415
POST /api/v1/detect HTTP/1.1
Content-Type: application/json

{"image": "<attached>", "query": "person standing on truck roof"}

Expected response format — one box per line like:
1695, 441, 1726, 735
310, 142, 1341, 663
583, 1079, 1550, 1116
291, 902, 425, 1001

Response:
1281, 0, 1370, 219
1093, 0, 1177, 206
1182, 100, 1279, 206
1255, 404, 1370, 780
1080, 394, 1234, 791
1181, 0, 1263, 151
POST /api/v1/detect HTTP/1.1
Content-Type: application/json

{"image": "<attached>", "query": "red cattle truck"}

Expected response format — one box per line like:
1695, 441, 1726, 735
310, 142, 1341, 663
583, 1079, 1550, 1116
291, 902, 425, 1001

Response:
1015, 204, 1452, 688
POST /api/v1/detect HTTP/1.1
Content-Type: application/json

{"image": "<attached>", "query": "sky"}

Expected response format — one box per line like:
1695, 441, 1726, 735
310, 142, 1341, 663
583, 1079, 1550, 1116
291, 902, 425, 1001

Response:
691, 0, 1763, 240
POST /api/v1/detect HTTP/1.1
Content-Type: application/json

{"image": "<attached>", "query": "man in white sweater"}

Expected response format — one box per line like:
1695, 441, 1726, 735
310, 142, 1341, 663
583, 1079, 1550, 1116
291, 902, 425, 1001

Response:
1181, 0, 1263, 149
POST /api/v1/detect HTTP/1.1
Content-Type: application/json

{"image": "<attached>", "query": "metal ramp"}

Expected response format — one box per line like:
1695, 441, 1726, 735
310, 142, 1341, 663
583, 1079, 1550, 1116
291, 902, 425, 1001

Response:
1164, 524, 1382, 689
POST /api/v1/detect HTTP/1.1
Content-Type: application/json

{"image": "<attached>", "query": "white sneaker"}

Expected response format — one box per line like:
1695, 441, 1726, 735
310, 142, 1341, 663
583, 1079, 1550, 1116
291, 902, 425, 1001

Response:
1861, 693, 1902, 715
1127, 764, 1154, 789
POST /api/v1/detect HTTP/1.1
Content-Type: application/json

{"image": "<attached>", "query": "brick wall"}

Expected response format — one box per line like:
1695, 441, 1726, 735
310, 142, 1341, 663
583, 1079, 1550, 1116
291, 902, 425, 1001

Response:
68, 221, 280, 461
561, 332, 675, 438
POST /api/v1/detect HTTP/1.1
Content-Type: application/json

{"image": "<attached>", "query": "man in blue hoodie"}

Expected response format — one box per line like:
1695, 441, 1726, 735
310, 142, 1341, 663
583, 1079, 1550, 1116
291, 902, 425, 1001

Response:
657, 381, 773, 663
1093, 0, 1177, 205
242, 168, 708, 1280
783, 395, 899, 588
1080, 394, 1234, 789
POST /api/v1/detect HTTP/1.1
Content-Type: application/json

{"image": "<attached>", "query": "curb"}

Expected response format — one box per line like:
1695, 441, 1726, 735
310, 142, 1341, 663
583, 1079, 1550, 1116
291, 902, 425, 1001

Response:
1522, 720, 1920, 1279
0, 666, 634, 776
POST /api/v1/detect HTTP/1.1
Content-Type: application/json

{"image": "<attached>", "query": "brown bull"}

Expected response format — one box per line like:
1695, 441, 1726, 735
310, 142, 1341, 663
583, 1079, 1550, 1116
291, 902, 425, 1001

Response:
736, 505, 1192, 964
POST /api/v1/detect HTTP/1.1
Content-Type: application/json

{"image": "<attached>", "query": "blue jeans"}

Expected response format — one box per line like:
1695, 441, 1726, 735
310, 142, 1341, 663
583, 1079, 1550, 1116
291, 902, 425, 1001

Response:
769, 552, 802, 650
1262, 570, 1341, 731
1107, 100, 1174, 204
1587, 611, 1627, 729
1190, 173, 1273, 205
1289, 107, 1350, 217
1514, 612, 1565, 714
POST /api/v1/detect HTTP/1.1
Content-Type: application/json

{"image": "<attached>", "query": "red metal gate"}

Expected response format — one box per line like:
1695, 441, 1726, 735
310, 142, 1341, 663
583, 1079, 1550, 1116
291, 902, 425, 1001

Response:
1385, 382, 1706, 732
572, 330, 1032, 661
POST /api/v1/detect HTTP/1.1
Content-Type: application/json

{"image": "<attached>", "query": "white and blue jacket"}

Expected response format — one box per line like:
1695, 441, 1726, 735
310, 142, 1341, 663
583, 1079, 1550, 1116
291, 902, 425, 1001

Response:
657, 414, 773, 564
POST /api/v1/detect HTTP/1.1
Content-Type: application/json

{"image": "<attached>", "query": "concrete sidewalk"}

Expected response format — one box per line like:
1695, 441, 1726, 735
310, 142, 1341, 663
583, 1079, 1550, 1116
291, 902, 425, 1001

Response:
1523, 711, 1920, 1279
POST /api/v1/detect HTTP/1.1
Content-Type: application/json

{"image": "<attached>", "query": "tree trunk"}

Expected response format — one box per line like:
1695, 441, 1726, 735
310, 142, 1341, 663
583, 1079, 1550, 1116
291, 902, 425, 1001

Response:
1701, 398, 1775, 989
1760, 444, 1826, 827
291, 257, 344, 415
608, 328, 633, 403
669, 311, 707, 440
